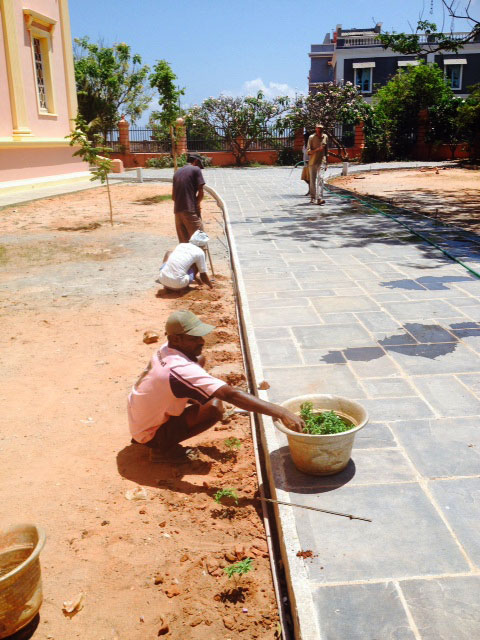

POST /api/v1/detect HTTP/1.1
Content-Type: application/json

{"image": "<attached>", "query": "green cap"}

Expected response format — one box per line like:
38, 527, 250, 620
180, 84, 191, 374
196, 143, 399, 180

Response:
165, 310, 215, 337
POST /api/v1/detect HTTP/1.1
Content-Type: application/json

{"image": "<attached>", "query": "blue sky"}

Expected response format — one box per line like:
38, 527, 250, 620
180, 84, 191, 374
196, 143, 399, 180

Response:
69, 0, 478, 122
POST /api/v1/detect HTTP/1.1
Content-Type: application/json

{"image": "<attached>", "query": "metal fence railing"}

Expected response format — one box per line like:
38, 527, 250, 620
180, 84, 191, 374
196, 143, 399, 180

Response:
333, 123, 355, 148
105, 128, 171, 153
105, 125, 356, 153
187, 127, 295, 153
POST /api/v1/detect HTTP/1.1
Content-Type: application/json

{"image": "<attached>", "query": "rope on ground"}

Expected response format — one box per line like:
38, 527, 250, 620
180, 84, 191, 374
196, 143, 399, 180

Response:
324, 183, 480, 281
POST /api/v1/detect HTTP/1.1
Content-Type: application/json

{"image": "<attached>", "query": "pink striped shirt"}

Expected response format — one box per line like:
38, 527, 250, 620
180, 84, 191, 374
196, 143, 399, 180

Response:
128, 343, 226, 443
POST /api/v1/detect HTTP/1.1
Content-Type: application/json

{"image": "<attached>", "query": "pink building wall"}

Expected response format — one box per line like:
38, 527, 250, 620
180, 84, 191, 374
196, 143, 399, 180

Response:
0, 147, 89, 181
0, 0, 88, 184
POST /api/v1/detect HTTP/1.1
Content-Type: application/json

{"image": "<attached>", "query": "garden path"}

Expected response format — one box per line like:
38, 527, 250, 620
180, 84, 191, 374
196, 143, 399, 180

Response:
201, 165, 480, 640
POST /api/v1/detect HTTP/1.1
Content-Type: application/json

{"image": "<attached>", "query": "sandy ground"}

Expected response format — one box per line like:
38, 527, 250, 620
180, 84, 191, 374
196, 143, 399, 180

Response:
331, 167, 480, 231
0, 184, 280, 639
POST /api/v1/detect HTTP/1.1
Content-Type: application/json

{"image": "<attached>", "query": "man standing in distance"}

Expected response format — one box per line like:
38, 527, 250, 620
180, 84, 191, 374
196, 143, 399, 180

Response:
307, 123, 328, 205
172, 153, 206, 243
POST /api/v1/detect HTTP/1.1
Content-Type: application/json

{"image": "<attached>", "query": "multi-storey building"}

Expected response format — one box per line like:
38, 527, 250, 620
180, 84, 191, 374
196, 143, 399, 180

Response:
309, 23, 480, 100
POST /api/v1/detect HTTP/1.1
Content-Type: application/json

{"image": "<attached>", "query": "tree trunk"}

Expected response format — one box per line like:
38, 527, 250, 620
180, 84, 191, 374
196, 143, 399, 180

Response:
170, 125, 178, 172
106, 175, 113, 227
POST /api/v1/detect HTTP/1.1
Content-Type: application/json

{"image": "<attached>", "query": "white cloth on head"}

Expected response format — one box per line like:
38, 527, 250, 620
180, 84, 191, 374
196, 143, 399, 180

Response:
189, 230, 209, 247
157, 243, 207, 290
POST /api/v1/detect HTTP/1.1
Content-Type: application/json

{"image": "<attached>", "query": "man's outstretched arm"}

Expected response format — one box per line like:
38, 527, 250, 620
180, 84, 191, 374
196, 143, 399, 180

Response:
213, 385, 304, 432
199, 272, 213, 289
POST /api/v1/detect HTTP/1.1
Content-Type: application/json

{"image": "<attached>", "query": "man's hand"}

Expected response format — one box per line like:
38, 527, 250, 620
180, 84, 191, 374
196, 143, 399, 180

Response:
200, 272, 213, 289
213, 385, 304, 432
279, 407, 304, 433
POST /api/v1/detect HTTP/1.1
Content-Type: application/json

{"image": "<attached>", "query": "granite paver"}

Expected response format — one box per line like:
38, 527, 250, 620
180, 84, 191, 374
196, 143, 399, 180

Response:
199, 166, 480, 639
111, 164, 480, 638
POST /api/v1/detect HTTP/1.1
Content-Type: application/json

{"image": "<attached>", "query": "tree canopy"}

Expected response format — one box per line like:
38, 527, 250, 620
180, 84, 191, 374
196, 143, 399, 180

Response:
74, 37, 150, 138
456, 83, 480, 158
378, 1, 480, 54
366, 62, 454, 159
283, 82, 369, 158
186, 92, 290, 165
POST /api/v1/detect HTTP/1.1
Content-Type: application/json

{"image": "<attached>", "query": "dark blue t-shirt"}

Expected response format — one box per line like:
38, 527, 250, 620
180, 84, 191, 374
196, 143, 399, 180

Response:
172, 164, 205, 214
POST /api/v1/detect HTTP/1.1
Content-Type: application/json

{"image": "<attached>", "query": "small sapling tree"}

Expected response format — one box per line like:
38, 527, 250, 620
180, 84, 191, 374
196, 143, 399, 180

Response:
67, 115, 114, 226
213, 488, 239, 506
149, 60, 185, 172
224, 437, 242, 459
224, 557, 254, 581
219, 558, 254, 603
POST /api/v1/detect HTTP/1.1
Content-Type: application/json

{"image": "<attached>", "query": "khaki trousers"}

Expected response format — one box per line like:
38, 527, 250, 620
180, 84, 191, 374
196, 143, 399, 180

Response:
174, 211, 204, 243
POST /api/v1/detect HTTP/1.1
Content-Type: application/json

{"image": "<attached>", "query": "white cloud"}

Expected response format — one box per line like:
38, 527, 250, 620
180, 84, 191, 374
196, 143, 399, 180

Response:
223, 77, 298, 99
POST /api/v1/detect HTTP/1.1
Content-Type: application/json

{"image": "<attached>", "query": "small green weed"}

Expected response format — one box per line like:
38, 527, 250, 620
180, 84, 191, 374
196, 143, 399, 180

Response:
224, 437, 242, 451
213, 488, 239, 505
224, 557, 253, 579
300, 402, 353, 435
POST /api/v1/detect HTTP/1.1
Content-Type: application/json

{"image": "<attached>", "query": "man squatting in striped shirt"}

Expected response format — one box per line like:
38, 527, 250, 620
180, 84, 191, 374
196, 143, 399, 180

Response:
128, 310, 304, 461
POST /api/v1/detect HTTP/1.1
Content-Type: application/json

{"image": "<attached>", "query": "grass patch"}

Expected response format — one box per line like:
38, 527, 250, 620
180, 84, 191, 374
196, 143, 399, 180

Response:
135, 194, 172, 205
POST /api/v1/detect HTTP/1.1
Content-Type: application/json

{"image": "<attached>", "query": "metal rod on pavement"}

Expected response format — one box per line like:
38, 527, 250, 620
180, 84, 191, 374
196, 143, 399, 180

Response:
256, 496, 372, 522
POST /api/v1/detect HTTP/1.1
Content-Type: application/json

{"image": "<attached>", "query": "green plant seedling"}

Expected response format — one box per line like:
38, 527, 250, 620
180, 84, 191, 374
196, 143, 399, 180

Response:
300, 402, 354, 435
224, 437, 242, 451
213, 488, 239, 505
223, 557, 254, 579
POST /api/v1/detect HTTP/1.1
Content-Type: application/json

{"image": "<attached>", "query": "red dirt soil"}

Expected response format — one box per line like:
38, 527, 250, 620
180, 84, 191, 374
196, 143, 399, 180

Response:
332, 167, 480, 232
0, 184, 280, 639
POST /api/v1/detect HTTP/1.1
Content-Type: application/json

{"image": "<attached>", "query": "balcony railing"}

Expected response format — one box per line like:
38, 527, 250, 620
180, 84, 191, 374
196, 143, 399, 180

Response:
342, 31, 472, 47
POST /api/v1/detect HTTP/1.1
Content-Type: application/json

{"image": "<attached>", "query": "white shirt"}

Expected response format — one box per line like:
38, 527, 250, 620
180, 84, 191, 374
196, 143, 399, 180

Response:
158, 243, 207, 289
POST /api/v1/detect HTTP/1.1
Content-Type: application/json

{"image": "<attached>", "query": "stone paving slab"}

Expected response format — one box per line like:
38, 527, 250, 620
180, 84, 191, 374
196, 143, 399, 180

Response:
206, 166, 480, 639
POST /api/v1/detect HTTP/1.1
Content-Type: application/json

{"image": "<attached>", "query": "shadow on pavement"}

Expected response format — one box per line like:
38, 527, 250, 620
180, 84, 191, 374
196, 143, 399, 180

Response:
270, 446, 356, 494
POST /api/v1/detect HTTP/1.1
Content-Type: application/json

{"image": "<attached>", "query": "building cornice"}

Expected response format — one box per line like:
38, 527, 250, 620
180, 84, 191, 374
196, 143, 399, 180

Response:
0, 138, 75, 149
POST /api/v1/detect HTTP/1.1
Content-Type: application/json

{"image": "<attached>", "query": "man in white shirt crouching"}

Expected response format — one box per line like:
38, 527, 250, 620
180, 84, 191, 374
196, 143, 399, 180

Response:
156, 230, 213, 291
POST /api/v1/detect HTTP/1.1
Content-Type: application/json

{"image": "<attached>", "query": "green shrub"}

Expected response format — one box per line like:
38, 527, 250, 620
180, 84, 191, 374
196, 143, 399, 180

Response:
145, 153, 212, 169
276, 147, 303, 166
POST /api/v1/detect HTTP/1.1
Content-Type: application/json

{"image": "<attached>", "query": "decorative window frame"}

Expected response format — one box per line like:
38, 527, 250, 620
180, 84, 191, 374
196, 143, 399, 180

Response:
353, 62, 375, 94
23, 9, 57, 116
443, 58, 467, 91
398, 60, 420, 67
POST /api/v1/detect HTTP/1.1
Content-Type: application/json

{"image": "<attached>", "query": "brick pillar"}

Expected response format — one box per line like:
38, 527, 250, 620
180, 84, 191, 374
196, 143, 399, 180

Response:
415, 109, 429, 160
293, 128, 304, 152
176, 117, 187, 155
118, 114, 130, 153
354, 121, 365, 149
